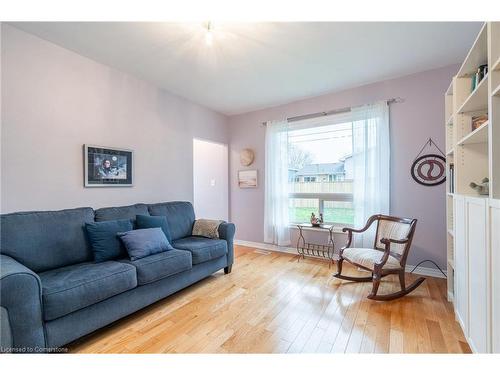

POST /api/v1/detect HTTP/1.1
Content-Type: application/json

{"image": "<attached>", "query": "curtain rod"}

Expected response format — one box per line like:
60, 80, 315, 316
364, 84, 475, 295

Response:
261, 97, 404, 126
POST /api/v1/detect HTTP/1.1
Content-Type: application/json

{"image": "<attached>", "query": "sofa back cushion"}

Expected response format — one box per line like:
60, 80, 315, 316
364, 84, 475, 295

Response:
148, 202, 195, 241
0, 207, 94, 272
136, 214, 172, 243
95, 204, 149, 223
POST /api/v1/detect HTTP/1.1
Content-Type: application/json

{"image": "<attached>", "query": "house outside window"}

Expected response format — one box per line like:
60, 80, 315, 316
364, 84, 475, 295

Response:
303, 176, 317, 182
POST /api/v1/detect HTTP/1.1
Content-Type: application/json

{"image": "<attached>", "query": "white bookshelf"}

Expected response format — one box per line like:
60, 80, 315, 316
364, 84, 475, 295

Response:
445, 22, 500, 353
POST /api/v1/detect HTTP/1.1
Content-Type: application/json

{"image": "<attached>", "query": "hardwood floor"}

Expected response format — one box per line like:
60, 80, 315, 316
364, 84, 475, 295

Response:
67, 245, 471, 353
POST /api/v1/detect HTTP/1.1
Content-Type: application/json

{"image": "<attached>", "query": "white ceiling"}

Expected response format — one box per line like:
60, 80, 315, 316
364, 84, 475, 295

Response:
11, 22, 482, 115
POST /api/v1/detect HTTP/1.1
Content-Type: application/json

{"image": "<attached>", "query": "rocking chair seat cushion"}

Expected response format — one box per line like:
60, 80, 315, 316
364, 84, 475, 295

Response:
343, 248, 401, 270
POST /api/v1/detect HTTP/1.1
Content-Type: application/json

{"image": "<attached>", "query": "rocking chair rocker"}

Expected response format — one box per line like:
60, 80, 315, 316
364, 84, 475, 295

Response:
334, 214, 425, 301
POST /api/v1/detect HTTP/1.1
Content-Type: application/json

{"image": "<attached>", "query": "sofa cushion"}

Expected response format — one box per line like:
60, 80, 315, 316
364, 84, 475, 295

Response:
148, 202, 195, 241
0, 207, 94, 273
172, 236, 227, 265
118, 228, 174, 261
39, 261, 137, 320
95, 204, 149, 223
86, 219, 133, 262
120, 249, 192, 285
136, 214, 172, 243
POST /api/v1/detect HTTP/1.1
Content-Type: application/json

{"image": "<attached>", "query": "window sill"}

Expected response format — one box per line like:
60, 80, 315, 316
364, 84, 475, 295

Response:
288, 225, 348, 234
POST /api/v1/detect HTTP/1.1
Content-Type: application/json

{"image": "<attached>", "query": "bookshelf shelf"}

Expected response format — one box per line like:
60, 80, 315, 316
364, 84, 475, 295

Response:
492, 83, 500, 97
492, 55, 500, 72
457, 121, 488, 146
457, 73, 489, 114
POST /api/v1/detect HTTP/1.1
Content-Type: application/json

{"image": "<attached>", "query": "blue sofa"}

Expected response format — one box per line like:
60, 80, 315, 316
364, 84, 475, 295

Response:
0, 201, 235, 352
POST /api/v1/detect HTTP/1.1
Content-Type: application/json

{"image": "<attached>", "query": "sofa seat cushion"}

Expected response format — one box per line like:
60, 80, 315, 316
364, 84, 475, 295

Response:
172, 237, 227, 265
39, 261, 137, 321
120, 249, 192, 285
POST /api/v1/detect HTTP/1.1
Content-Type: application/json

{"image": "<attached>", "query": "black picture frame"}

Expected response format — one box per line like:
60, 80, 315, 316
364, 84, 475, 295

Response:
84, 145, 133, 187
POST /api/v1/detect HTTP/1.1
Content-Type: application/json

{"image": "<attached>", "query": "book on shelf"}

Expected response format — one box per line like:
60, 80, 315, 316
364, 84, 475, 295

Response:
471, 114, 488, 131
449, 164, 454, 194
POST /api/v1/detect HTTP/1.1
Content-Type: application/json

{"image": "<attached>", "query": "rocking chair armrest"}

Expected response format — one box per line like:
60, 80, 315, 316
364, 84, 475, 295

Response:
380, 237, 410, 245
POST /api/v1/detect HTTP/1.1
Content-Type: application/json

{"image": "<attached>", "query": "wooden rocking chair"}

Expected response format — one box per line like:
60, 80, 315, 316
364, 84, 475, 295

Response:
334, 214, 425, 301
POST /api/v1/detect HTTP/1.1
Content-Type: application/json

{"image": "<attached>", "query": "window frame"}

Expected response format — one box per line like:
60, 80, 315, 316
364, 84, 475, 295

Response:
287, 116, 354, 226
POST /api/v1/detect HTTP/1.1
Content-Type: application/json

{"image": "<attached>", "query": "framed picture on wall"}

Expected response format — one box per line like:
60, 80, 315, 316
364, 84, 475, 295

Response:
84, 145, 133, 187
238, 170, 258, 188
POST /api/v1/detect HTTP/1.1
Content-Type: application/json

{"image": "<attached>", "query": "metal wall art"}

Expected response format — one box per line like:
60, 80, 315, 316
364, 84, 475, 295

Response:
410, 138, 446, 186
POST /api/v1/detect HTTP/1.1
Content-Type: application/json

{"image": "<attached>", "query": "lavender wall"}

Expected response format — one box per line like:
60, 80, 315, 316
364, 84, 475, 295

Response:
1, 24, 229, 213
228, 65, 459, 269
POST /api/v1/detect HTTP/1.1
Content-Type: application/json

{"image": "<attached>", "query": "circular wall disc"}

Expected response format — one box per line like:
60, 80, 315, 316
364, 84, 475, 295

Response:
410, 154, 446, 186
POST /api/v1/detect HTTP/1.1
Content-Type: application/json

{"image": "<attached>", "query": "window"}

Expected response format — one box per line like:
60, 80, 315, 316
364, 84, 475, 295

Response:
288, 121, 353, 225
264, 101, 389, 246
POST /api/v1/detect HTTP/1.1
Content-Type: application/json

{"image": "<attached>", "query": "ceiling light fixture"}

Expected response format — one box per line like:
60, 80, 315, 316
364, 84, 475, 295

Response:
205, 22, 213, 46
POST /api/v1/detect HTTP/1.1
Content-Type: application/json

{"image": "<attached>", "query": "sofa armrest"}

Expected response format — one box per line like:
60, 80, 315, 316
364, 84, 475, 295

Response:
0, 254, 46, 352
218, 222, 236, 266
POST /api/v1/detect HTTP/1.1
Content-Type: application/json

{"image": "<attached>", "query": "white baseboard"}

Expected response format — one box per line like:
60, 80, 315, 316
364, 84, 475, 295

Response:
234, 239, 447, 279
406, 264, 447, 279
235, 239, 296, 254
455, 309, 476, 353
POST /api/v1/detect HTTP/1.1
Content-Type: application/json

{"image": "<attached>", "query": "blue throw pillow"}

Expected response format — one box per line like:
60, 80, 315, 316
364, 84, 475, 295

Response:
136, 214, 172, 243
85, 219, 133, 263
118, 228, 173, 261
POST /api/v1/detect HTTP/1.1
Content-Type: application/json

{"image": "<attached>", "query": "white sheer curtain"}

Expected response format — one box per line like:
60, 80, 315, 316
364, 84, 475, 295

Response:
351, 101, 390, 247
264, 120, 291, 246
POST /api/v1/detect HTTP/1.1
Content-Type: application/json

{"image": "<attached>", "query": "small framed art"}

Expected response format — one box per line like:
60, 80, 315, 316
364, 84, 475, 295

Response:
84, 145, 133, 187
238, 170, 258, 188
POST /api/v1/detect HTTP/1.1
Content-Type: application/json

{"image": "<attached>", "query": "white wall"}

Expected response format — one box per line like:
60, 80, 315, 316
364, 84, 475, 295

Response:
193, 138, 228, 220
0, 24, 229, 213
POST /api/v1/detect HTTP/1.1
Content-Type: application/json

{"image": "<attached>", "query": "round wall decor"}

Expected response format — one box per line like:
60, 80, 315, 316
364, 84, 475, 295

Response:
411, 154, 446, 186
240, 148, 255, 166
